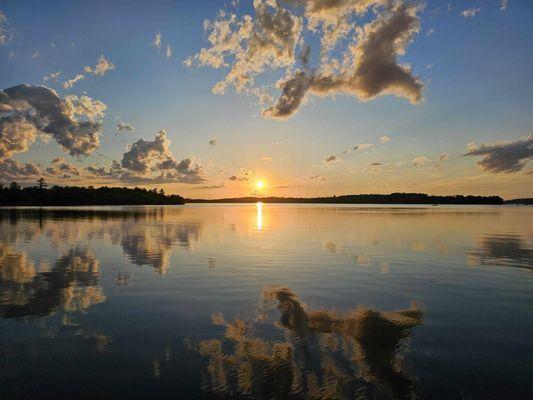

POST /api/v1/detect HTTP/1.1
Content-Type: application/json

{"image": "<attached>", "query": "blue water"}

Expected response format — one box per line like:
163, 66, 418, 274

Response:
0, 204, 532, 399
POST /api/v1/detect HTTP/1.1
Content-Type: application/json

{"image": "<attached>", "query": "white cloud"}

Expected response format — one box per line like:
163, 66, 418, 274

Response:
460, 8, 481, 18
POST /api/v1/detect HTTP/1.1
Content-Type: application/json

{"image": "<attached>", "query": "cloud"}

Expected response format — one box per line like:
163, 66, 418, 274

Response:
63, 74, 85, 89
166, 45, 173, 59
439, 152, 449, 161
412, 156, 430, 166
261, 156, 272, 161
0, 10, 13, 46
116, 121, 135, 132
369, 162, 383, 166
45, 158, 81, 178
43, 71, 62, 82
354, 143, 374, 151
63, 55, 114, 90
228, 168, 252, 181
324, 154, 341, 163
154, 32, 162, 49
85, 130, 203, 184
1, 84, 106, 157
500, 0, 508, 11
209, 138, 217, 145
31, 50, 40, 59
426, 28, 435, 36
464, 134, 533, 173
379, 135, 390, 144
0, 158, 40, 181
84, 54, 115, 76
188, 0, 423, 120
193, 183, 225, 189
460, 8, 481, 18
120, 130, 203, 183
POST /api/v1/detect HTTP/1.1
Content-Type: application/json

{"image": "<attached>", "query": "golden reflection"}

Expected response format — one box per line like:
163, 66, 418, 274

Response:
256, 202, 263, 230
197, 286, 423, 399
0, 247, 105, 318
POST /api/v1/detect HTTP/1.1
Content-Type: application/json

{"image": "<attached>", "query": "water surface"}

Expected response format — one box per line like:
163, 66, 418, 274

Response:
0, 204, 532, 399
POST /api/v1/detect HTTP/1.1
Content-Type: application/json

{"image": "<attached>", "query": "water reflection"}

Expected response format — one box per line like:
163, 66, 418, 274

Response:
0, 247, 104, 319
197, 286, 422, 400
120, 222, 201, 274
256, 202, 263, 230
469, 234, 533, 270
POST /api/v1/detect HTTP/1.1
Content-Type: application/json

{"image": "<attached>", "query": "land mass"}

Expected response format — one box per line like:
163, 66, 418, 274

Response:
0, 184, 185, 206
187, 193, 506, 205
1, 184, 528, 206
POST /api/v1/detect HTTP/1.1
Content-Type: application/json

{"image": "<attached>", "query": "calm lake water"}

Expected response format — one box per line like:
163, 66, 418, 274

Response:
0, 204, 532, 399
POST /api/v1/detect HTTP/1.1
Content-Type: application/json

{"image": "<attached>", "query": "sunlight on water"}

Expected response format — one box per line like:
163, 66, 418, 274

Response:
0, 204, 531, 399
256, 201, 263, 230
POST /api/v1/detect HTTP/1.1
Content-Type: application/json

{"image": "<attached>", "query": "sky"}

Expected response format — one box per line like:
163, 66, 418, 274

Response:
0, 0, 532, 199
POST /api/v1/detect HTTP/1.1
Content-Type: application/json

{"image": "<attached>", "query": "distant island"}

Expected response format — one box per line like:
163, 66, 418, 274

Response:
188, 193, 506, 205
0, 181, 185, 206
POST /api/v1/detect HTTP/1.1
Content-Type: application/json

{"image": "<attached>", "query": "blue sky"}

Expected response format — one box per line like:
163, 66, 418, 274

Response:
0, 0, 532, 198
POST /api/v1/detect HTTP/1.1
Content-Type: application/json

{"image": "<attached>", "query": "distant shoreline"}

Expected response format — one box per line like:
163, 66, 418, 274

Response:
185, 193, 510, 205
1, 186, 531, 206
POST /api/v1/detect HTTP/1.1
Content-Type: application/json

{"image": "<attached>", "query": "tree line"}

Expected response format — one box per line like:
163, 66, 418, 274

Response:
188, 192, 505, 205
0, 180, 185, 206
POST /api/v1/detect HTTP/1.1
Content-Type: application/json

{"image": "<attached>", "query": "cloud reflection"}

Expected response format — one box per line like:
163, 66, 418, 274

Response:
0, 247, 105, 319
197, 286, 423, 399
469, 234, 533, 270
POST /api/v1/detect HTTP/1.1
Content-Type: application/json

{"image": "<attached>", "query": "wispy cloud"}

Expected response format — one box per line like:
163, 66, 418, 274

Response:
43, 70, 62, 82
62, 54, 114, 90
63, 74, 85, 89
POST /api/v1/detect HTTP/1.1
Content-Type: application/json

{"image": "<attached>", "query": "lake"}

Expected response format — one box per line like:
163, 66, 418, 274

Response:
0, 204, 532, 399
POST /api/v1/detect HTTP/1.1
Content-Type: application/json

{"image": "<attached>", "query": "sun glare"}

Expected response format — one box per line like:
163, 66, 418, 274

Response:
256, 180, 265, 189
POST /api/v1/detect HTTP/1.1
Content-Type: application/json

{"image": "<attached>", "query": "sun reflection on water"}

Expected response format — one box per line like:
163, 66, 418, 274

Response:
256, 202, 263, 230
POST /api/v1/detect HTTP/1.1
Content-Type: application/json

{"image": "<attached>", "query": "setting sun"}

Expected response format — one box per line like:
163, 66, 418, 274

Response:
255, 180, 265, 189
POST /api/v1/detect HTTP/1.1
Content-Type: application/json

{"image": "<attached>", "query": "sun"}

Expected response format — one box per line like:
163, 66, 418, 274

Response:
255, 180, 265, 189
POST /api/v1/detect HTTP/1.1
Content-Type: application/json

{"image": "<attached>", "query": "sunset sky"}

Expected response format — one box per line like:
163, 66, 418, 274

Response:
0, 0, 532, 199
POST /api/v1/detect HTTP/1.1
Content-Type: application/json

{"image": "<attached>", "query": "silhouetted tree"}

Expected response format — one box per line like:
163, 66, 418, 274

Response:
37, 177, 48, 190
9, 182, 21, 191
